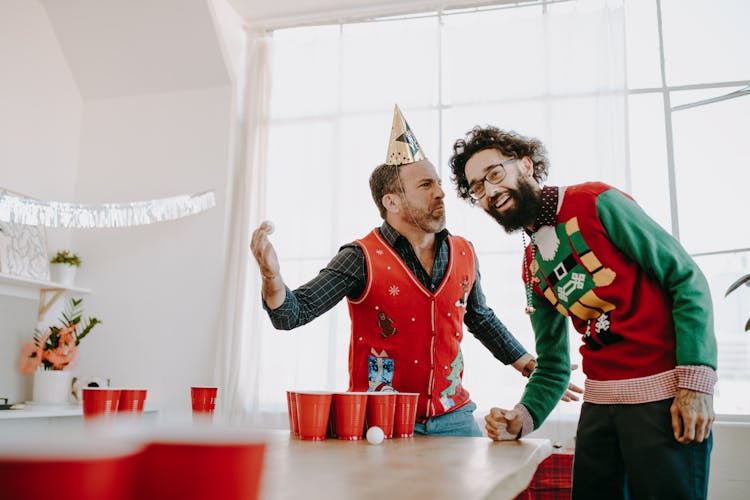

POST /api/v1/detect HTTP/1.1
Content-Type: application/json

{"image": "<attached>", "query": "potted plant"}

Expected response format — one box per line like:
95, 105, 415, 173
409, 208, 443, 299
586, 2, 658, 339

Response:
725, 273, 750, 332
18, 297, 101, 404
49, 250, 81, 286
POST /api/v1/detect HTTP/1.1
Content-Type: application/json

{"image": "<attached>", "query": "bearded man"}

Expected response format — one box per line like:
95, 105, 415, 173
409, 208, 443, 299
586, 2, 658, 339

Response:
449, 125, 717, 498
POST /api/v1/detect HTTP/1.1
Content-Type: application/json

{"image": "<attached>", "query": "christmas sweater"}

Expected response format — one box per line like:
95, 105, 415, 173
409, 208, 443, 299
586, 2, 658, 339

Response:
347, 229, 476, 420
516, 183, 717, 434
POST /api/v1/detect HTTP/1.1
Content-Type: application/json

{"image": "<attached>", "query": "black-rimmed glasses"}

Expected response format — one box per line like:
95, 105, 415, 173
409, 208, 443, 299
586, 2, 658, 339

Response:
467, 159, 518, 201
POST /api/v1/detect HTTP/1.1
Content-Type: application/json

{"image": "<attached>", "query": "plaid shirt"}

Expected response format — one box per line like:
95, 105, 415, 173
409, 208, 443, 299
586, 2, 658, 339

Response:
265, 222, 527, 365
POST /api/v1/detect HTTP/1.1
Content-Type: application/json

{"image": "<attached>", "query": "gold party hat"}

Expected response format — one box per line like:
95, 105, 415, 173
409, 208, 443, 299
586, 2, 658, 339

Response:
385, 105, 426, 166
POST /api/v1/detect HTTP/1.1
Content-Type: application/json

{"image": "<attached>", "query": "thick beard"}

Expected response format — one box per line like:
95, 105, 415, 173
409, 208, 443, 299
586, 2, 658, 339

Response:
403, 200, 446, 234
486, 176, 541, 234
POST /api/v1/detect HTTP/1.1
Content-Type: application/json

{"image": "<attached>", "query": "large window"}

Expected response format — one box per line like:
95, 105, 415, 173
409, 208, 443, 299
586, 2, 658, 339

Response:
256, 0, 750, 420
624, 0, 750, 414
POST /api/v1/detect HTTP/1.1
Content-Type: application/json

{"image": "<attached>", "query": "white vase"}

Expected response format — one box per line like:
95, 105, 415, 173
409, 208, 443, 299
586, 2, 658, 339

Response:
32, 370, 73, 404
49, 263, 77, 286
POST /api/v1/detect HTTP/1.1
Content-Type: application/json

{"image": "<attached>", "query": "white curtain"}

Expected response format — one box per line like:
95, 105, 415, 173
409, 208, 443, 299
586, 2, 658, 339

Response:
225, 0, 627, 427
215, 28, 271, 423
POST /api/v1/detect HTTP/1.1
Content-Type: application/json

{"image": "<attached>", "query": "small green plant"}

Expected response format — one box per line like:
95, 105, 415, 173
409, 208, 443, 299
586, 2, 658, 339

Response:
725, 273, 750, 332
50, 250, 81, 267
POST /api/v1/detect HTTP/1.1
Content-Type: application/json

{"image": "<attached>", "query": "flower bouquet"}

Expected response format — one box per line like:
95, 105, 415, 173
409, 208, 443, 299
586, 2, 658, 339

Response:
18, 297, 101, 374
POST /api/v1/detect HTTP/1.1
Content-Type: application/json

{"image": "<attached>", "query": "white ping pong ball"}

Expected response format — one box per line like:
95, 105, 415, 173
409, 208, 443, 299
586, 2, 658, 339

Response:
262, 220, 275, 235
366, 426, 384, 445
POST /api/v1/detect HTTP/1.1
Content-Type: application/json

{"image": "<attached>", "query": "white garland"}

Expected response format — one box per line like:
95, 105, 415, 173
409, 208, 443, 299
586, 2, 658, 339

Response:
0, 189, 215, 228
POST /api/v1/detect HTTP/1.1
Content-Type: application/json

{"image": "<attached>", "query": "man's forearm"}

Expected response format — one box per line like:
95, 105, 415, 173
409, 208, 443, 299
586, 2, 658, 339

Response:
262, 274, 286, 309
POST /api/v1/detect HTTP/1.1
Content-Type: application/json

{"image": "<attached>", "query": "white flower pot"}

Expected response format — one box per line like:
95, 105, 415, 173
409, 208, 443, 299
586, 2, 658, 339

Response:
50, 263, 77, 286
32, 370, 74, 404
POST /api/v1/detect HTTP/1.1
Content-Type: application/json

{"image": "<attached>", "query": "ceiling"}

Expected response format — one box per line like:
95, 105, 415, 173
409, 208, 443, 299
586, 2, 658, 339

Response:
40, 0, 229, 99
228, 0, 515, 27
33, 0, 514, 99
228, 0, 415, 24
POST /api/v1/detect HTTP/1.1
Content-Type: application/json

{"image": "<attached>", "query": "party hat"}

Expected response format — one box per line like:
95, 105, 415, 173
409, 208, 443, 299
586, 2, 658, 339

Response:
385, 105, 426, 166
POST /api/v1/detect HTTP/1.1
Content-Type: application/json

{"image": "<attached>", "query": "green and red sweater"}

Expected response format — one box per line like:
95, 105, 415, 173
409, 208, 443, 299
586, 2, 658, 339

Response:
515, 183, 718, 435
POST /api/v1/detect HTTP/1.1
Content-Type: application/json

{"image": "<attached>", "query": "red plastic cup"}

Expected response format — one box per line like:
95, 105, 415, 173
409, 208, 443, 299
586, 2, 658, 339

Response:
82, 388, 122, 420
295, 392, 333, 441
327, 402, 337, 439
191, 386, 218, 416
286, 391, 300, 437
0, 436, 142, 500
118, 389, 148, 414
333, 392, 368, 440
138, 430, 266, 500
394, 392, 420, 438
366, 392, 397, 438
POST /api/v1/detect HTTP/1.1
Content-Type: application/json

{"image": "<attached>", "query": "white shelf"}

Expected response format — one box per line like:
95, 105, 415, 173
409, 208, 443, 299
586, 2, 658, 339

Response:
0, 407, 158, 420
0, 272, 91, 299
0, 272, 92, 319
0, 407, 83, 419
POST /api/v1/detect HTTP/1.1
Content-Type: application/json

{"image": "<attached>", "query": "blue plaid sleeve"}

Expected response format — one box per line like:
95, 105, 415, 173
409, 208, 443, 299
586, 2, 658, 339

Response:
263, 244, 365, 330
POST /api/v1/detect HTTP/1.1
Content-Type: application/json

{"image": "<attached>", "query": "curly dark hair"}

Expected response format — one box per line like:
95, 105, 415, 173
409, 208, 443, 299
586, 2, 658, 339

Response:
369, 163, 402, 219
449, 126, 549, 204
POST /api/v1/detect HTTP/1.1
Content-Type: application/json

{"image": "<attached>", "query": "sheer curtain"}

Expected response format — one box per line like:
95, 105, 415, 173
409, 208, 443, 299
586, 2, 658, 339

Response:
225, 0, 627, 426
215, 28, 271, 422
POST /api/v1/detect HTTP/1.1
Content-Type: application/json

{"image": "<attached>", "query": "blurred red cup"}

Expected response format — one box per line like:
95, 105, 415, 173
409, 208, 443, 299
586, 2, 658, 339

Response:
138, 429, 266, 500
327, 402, 337, 439
0, 435, 142, 500
295, 392, 333, 441
365, 392, 397, 438
286, 390, 300, 437
333, 392, 368, 440
83, 388, 122, 420
393, 392, 420, 438
118, 389, 148, 414
191, 386, 218, 416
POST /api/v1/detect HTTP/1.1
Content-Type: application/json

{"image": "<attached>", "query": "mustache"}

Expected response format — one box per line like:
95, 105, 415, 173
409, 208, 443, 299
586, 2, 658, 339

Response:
488, 188, 514, 207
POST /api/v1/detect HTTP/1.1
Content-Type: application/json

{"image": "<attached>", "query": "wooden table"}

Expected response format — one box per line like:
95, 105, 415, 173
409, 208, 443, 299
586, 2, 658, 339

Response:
260, 432, 552, 500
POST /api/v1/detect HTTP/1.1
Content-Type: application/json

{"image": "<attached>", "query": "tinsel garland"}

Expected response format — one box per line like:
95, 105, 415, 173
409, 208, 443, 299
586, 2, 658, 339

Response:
0, 189, 215, 228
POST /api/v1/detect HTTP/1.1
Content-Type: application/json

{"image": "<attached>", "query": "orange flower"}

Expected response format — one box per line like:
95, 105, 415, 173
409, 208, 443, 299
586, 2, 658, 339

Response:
42, 348, 77, 370
57, 326, 77, 350
18, 297, 100, 373
43, 331, 78, 370
18, 342, 43, 375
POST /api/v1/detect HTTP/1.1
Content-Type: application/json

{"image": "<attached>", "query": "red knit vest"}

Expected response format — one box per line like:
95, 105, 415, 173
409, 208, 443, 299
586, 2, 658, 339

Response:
347, 229, 476, 420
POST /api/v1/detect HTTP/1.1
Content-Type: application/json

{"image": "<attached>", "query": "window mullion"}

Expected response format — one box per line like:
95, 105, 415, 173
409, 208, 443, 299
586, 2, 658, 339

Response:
656, 0, 680, 239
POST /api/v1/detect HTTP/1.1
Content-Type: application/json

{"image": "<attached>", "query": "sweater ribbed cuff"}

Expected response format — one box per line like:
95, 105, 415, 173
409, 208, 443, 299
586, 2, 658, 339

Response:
514, 403, 534, 439
675, 365, 717, 394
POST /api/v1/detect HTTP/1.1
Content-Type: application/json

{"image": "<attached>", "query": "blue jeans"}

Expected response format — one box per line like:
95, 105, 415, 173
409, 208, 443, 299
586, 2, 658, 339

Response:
413, 401, 483, 437
573, 399, 712, 500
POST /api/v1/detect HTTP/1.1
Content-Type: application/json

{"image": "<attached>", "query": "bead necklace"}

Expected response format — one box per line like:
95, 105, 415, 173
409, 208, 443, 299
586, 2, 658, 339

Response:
521, 231, 536, 315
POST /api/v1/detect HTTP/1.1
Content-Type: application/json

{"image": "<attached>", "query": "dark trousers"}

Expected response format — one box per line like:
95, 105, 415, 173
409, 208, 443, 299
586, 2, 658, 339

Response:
572, 400, 712, 500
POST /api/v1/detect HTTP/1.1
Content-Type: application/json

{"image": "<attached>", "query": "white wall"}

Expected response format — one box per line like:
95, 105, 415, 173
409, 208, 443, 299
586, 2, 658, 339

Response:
0, 0, 234, 413
709, 421, 750, 499
0, 0, 82, 403
0, 2, 81, 198
68, 87, 232, 411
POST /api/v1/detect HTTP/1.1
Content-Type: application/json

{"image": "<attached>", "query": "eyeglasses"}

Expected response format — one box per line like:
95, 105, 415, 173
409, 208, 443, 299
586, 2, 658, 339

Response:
467, 159, 518, 201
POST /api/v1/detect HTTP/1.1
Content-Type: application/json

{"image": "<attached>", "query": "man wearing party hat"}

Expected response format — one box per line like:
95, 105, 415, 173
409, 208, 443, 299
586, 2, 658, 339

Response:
251, 106, 580, 436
